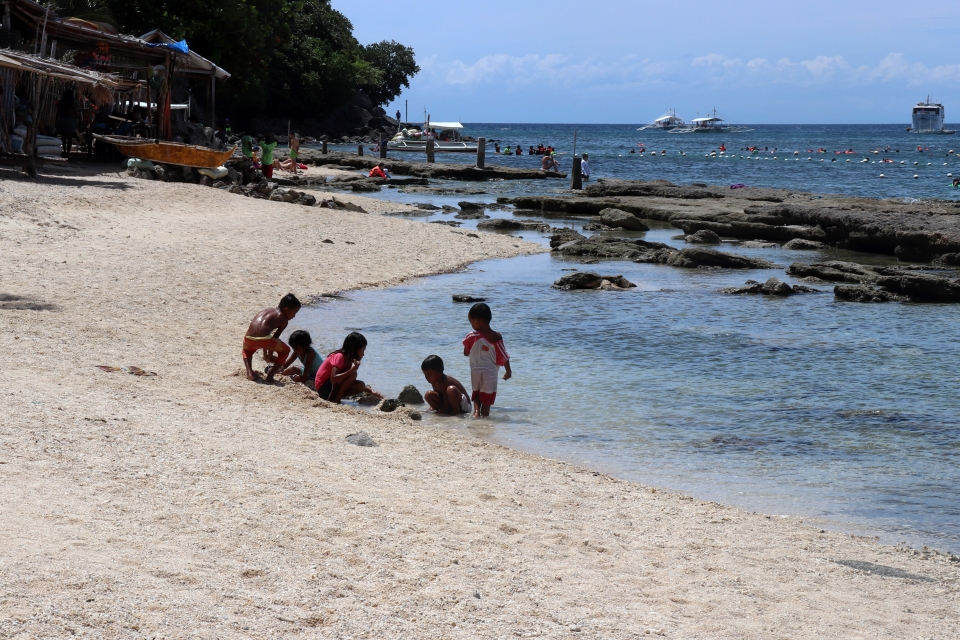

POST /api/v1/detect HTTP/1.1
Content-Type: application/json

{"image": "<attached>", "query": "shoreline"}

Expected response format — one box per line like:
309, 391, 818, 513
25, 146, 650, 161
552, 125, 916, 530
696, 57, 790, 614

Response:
2, 163, 958, 638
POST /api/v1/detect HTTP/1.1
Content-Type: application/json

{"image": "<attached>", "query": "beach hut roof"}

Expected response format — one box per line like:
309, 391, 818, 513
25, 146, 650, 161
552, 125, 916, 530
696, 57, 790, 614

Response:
139, 30, 231, 80
0, 48, 120, 88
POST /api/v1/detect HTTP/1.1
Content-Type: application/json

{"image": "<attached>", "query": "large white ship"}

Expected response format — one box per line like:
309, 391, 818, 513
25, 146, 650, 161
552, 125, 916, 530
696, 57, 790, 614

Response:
909, 97, 955, 134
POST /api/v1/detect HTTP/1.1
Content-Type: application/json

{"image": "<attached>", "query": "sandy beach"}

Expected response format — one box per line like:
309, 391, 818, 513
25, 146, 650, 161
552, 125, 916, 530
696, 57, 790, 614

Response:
1, 164, 958, 639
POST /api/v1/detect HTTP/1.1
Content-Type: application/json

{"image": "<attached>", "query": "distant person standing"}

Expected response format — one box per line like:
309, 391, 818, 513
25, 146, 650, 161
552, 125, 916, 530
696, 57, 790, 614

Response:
580, 152, 590, 181
395, 109, 402, 126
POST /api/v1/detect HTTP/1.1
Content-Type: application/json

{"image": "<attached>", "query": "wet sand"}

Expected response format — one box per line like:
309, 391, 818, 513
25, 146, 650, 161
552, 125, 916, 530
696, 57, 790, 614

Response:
1, 164, 957, 638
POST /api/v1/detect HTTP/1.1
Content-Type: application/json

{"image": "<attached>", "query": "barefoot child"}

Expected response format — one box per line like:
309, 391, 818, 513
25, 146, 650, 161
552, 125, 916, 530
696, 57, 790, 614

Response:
314, 332, 382, 403
242, 294, 301, 382
421, 355, 471, 415
463, 303, 512, 417
279, 329, 322, 390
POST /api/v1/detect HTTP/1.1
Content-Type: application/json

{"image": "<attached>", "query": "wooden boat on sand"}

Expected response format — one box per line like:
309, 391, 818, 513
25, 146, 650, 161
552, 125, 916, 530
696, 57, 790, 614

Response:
94, 135, 236, 168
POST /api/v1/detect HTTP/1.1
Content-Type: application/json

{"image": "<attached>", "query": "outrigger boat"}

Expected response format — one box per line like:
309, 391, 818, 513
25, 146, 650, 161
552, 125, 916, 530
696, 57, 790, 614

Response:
93, 135, 236, 168
670, 109, 752, 134
387, 121, 480, 153
638, 109, 685, 131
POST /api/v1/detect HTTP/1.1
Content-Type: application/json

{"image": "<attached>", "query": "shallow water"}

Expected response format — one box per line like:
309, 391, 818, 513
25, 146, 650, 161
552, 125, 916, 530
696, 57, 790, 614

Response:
296, 207, 960, 554
317, 123, 960, 200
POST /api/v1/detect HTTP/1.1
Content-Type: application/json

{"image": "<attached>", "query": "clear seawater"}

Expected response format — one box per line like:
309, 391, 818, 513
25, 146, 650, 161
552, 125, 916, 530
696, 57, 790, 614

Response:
299, 125, 960, 553
319, 123, 960, 200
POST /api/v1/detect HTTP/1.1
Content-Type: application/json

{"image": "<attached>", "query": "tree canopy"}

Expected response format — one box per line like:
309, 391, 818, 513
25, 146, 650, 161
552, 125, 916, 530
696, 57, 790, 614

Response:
104, 0, 418, 117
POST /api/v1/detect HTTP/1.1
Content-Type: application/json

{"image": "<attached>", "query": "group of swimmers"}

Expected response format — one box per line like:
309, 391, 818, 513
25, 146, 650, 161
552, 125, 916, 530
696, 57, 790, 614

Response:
242, 295, 512, 418
494, 143, 557, 157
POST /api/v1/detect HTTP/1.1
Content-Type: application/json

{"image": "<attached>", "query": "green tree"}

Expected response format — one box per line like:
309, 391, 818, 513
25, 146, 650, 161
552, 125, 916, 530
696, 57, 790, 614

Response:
361, 40, 419, 107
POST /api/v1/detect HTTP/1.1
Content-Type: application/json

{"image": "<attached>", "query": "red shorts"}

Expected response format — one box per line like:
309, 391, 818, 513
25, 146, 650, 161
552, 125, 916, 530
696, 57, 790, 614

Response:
472, 390, 497, 406
262, 165, 274, 179
242, 336, 289, 364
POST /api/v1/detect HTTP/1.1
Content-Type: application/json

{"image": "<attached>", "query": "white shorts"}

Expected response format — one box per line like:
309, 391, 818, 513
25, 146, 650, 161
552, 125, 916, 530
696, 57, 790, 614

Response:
459, 393, 472, 413
471, 368, 498, 394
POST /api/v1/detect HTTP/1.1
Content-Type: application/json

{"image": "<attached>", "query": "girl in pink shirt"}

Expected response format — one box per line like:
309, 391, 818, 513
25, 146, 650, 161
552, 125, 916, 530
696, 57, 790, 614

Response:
315, 332, 382, 403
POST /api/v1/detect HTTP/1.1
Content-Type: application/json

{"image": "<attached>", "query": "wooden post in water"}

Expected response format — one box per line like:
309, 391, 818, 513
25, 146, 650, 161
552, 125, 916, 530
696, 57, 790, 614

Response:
357, 143, 364, 157
476, 137, 486, 169
321, 140, 327, 154
571, 156, 583, 190
426, 139, 435, 163
379, 132, 387, 159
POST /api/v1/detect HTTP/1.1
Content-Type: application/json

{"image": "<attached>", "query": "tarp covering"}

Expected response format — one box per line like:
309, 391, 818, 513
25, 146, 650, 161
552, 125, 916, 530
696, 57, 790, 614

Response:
144, 39, 189, 54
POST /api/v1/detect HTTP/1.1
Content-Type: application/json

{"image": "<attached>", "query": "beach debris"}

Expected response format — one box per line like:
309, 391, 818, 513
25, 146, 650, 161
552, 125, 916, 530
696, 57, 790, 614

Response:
598, 208, 649, 232
453, 295, 486, 303
685, 229, 722, 244
398, 385, 425, 404
476, 219, 551, 232
379, 398, 406, 413
345, 431, 378, 447
96, 365, 158, 377
783, 238, 824, 250
552, 272, 636, 291
718, 278, 820, 296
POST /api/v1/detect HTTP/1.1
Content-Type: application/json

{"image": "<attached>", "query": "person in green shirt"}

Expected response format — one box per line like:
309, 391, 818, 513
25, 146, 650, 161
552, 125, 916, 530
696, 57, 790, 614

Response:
240, 133, 254, 158
259, 134, 278, 178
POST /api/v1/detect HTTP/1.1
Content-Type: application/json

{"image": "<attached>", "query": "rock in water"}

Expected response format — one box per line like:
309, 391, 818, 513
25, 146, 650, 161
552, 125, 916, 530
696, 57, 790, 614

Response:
379, 398, 405, 412
549, 228, 586, 249
476, 218, 551, 231
761, 277, 793, 296
783, 238, 825, 250
407, 410, 422, 421
598, 208, 650, 231
685, 229, 722, 244
665, 248, 775, 270
741, 241, 780, 249
458, 201, 484, 210
834, 285, 907, 303
553, 272, 636, 290
452, 294, 486, 303
355, 393, 381, 406
346, 431, 378, 447
398, 385, 424, 404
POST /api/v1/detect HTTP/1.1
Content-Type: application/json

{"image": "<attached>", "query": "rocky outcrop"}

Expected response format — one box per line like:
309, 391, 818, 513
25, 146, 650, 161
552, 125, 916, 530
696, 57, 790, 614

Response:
787, 261, 960, 301
476, 218, 551, 232
397, 385, 424, 404
598, 208, 649, 231
685, 229, 721, 244
452, 295, 486, 303
552, 272, 637, 290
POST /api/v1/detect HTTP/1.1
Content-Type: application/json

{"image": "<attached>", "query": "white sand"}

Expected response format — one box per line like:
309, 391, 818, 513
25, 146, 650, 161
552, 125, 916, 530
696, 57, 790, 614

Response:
1, 164, 958, 638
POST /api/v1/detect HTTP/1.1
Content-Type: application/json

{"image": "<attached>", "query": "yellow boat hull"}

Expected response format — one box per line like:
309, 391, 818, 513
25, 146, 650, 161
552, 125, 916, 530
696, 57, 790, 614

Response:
95, 135, 236, 168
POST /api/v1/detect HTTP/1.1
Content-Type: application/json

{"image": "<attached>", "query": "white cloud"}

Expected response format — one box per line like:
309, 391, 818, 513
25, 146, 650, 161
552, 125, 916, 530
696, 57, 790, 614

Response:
692, 53, 742, 68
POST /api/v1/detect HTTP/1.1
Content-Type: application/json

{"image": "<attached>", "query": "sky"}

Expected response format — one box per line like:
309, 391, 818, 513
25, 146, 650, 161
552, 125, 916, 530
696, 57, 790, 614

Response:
332, 0, 960, 125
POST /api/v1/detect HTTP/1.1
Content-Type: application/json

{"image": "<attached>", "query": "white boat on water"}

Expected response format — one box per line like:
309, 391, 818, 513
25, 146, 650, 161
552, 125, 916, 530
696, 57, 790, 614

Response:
387, 121, 480, 153
638, 110, 685, 131
907, 97, 955, 134
670, 109, 752, 134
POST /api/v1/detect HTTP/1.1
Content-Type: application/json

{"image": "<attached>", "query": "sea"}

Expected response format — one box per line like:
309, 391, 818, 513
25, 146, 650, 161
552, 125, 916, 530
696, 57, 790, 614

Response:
304, 124, 960, 554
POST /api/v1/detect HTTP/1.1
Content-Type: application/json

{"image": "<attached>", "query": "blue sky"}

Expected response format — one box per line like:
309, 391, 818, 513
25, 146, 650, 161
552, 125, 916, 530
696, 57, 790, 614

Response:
333, 0, 960, 124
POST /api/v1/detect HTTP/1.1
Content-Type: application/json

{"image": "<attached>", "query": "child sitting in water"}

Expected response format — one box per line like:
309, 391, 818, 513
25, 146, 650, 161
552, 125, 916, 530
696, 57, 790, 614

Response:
242, 294, 301, 382
279, 329, 322, 390
421, 355, 471, 415
314, 331, 382, 403
463, 303, 512, 417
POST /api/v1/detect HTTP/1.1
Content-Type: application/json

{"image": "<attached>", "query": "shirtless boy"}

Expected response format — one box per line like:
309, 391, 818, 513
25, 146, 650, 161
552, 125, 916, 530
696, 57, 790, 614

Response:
421, 355, 471, 415
242, 293, 301, 382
